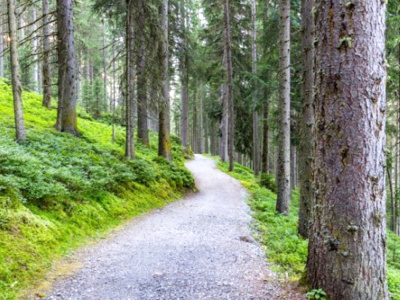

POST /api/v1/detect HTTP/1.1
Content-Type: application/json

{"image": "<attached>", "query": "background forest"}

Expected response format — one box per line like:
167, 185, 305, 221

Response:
0, 0, 399, 299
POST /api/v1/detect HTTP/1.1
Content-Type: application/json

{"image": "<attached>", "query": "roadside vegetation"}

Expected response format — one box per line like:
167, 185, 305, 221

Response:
0, 79, 195, 299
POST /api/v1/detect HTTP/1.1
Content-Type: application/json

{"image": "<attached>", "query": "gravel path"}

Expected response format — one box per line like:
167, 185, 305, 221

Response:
41, 155, 301, 300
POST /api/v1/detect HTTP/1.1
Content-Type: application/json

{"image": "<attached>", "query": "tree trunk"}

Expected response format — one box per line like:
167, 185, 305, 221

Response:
199, 85, 205, 154
251, 0, 259, 176
307, 0, 388, 298
42, 0, 52, 108
32, 7, 39, 92
137, 0, 149, 147
125, 0, 135, 159
56, 0, 78, 136
276, 0, 291, 215
261, 1, 269, 176
298, 0, 315, 238
7, 0, 26, 143
180, 0, 189, 153
158, 0, 172, 160
223, 0, 234, 172
220, 83, 228, 162
0, 16, 3, 78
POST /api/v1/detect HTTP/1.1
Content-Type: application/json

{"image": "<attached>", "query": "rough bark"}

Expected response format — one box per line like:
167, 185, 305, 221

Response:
42, 0, 52, 108
158, 0, 172, 160
137, 0, 149, 147
306, 0, 388, 298
276, 0, 291, 214
261, 0, 269, 175
223, 0, 234, 172
298, 0, 315, 238
7, 0, 26, 143
56, 0, 78, 136
125, 0, 135, 159
251, 0, 259, 176
102, 18, 108, 112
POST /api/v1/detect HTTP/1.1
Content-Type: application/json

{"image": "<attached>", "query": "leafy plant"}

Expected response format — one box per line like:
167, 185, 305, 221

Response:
307, 289, 327, 300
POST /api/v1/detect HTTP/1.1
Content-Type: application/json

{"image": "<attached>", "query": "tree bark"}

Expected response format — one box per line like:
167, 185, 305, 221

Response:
158, 0, 172, 160
137, 0, 149, 147
220, 83, 228, 162
223, 0, 234, 172
42, 0, 52, 108
32, 7, 39, 92
307, 0, 388, 298
56, 0, 78, 136
0, 14, 3, 78
180, 0, 189, 153
125, 0, 135, 159
199, 85, 205, 154
7, 0, 26, 143
298, 0, 315, 237
251, 0, 259, 176
276, 0, 291, 214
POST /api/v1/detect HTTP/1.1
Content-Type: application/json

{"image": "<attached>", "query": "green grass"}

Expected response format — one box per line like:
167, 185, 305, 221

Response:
0, 79, 195, 299
214, 157, 400, 299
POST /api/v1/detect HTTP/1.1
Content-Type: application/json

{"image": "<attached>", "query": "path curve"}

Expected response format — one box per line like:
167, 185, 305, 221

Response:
42, 155, 290, 300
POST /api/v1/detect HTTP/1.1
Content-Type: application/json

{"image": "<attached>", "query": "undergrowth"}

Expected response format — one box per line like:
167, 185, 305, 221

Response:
215, 158, 400, 299
0, 79, 195, 299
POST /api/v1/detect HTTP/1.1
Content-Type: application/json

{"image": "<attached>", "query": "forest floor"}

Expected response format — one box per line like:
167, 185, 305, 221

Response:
30, 155, 305, 300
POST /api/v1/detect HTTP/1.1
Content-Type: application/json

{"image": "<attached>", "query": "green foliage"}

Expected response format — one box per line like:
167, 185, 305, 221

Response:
260, 173, 277, 193
307, 289, 327, 300
0, 79, 194, 299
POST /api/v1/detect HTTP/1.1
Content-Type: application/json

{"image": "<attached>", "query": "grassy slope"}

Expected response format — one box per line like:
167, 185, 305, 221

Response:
0, 79, 195, 299
215, 159, 400, 299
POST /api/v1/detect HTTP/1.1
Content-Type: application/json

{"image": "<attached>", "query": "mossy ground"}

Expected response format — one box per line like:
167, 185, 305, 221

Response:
213, 157, 400, 299
0, 79, 195, 299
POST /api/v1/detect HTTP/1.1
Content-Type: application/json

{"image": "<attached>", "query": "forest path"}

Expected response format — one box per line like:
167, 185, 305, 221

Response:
41, 155, 299, 300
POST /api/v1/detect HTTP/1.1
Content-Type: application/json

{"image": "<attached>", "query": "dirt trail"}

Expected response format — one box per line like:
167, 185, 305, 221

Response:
40, 155, 303, 300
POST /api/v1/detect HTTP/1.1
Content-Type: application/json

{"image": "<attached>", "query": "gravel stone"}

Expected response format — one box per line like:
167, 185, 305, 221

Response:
42, 155, 304, 300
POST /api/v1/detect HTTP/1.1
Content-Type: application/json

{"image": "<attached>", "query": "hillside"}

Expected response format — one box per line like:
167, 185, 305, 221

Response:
0, 79, 195, 299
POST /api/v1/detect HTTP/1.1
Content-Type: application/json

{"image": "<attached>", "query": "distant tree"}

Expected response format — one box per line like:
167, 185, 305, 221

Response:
42, 0, 52, 108
276, 0, 291, 215
56, 0, 79, 136
7, 0, 26, 143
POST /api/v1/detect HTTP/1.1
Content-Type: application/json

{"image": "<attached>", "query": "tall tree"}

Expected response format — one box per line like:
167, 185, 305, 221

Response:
307, 0, 389, 298
251, 0, 259, 176
297, 0, 314, 238
158, 0, 172, 160
276, 0, 291, 214
7, 0, 26, 143
223, 0, 234, 171
125, 0, 135, 159
180, 0, 189, 153
42, 0, 52, 108
137, 0, 149, 147
56, 0, 79, 135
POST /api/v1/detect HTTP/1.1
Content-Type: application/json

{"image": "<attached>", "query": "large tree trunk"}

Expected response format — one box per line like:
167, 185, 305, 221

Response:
261, 0, 269, 176
125, 0, 135, 159
137, 0, 149, 147
298, 0, 315, 237
276, 0, 291, 214
306, 0, 388, 298
56, 0, 78, 136
223, 0, 234, 172
7, 0, 26, 143
158, 0, 172, 160
251, 0, 259, 176
42, 0, 52, 108
102, 18, 108, 112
